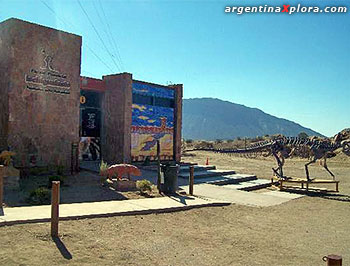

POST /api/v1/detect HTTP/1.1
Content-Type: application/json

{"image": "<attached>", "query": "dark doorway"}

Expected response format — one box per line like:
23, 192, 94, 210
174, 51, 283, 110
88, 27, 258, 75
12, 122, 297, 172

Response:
79, 90, 102, 161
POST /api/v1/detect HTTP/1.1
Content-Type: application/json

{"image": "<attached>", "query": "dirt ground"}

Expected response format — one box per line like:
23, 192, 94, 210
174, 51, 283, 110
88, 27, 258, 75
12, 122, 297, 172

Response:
1, 151, 350, 265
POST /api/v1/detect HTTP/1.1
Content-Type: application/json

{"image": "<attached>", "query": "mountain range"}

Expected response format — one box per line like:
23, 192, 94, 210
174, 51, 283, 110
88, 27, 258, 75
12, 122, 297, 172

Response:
182, 98, 323, 140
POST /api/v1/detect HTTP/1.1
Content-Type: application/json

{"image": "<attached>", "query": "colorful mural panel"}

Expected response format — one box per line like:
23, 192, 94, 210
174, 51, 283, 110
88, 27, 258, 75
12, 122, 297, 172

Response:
131, 82, 175, 162
133, 81, 174, 99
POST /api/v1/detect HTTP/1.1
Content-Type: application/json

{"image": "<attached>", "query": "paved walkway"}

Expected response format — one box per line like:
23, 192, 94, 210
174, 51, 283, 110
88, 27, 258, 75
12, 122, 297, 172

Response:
180, 184, 303, 207
0, 195, 229, 226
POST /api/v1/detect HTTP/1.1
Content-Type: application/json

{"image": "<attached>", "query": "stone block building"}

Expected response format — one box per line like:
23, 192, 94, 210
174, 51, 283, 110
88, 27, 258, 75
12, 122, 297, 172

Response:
0, 18, 183, 171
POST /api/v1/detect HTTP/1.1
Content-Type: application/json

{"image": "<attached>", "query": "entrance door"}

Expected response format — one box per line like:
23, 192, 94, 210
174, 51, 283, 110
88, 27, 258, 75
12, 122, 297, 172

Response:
79, 90, 102, 161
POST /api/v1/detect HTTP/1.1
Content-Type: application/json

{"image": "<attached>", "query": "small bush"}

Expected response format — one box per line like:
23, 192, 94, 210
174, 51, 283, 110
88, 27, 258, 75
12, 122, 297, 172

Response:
185, 139, 193, 144
136, 179, 152, 194
28, 187, 51, 205
0, 150, 16, 166
48, 175, 65, 188
99, 160, 109, 184
100, 160, 109, 174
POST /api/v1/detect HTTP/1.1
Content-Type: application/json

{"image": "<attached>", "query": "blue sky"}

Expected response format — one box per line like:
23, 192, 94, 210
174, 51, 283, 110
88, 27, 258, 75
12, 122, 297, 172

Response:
1, 0, 349, 137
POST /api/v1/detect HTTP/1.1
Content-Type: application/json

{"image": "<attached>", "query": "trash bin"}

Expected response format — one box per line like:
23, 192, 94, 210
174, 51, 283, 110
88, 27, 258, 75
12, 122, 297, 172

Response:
161, 163, 179, 194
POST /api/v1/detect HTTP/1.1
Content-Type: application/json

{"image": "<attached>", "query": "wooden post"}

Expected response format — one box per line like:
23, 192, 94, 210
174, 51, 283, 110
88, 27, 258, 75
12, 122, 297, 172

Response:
157, 140, 161, 193
0, 165, 4, 208
323, 254, 342, 266
51, 181, 60, 237
189, 165, 194, 195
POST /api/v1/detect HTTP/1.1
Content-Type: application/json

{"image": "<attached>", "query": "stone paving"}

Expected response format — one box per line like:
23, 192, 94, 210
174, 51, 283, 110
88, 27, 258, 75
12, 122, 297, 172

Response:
180, 183, 303, 207
0, 195, 229, 226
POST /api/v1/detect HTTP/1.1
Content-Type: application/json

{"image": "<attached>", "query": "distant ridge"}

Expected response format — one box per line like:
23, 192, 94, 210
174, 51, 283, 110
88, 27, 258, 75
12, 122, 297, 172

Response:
182, 98, 324, 140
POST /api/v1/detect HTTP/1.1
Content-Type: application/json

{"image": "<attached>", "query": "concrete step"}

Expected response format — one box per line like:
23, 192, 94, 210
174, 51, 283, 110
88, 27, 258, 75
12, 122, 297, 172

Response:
220, 179, 271, 191
178, 174, 257, 187
180, 183, 303, 207
140, 162, 198, 172
192, 174, 252, 184
180, 162, 198, 166
178, 169, 236, 179
204, 174, 257, 185
179, 165, 216, 173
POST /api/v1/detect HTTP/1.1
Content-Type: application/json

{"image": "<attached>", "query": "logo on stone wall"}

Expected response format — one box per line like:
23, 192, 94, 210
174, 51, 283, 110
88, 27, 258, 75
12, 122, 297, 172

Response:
25, 49, 71, 94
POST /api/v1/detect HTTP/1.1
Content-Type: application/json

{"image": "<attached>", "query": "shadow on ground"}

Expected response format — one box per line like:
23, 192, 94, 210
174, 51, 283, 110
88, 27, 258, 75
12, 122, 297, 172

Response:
282, 188, 350, 202
3, 171, 129, 207
52, 236, 73, 260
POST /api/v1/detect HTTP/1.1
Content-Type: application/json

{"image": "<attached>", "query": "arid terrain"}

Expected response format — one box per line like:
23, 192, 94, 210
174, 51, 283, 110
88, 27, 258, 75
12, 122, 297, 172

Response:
1, 151, 350, 266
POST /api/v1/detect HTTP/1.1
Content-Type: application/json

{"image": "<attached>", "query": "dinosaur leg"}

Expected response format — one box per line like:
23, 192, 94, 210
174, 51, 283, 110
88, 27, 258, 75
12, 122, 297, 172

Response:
321, 157, 335, 180
279, 153, 286, 178
272, 151, 284, 179
305, 158, 316, 181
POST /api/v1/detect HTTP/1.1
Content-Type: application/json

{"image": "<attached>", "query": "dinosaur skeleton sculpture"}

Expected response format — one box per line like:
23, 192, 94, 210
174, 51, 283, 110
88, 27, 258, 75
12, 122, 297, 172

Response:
195, 134, 350, 181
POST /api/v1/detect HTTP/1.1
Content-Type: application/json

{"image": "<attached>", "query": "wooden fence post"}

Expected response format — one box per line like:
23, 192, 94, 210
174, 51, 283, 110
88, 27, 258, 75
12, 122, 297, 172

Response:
323, 254, 342, 266
51, 181, 60, 237
189, 165, 194, 195
0, 165, 4, 208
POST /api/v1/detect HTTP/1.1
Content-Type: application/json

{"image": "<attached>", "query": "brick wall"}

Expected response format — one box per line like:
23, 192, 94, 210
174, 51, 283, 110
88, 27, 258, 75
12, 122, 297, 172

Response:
0, 20, 11, 151
171, 84, 183, 163
101, 73, 132, 164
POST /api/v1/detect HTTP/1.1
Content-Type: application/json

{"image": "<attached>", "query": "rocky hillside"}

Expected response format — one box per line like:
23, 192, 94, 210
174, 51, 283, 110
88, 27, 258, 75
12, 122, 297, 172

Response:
182, 98, 323, 140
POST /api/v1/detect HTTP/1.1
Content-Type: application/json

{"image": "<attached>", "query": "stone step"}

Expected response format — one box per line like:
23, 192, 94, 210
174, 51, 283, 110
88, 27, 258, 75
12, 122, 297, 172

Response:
220, 179, 272, 191
203, 174, 257, 185
179, 165, 216, 173
180, 162, 198, 166
178, 174, 257, 187
178, 169, 236, 179
140, 162, 198, 172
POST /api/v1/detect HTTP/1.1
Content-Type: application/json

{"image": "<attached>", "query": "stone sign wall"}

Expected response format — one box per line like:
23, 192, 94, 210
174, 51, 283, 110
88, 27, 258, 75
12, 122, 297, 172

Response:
0, 18, 82, 168
0, 18, 182, 168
